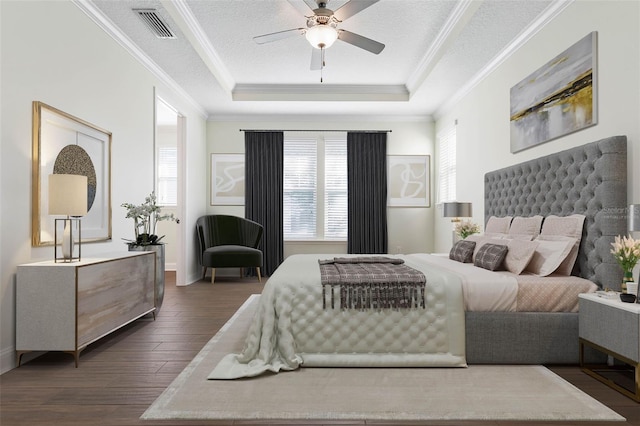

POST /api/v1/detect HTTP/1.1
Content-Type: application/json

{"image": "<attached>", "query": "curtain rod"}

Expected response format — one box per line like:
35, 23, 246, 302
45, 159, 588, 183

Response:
239, 129, 392, 133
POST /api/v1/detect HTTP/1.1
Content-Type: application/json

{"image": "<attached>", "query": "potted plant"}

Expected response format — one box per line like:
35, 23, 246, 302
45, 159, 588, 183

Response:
122, 192, 179, 312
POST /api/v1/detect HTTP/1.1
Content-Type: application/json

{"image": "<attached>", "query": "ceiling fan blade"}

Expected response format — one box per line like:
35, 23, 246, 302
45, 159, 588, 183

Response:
287, 0, 317, 15
337, 29, 385, 54
310, 48, 322, 70
303, 0, 320, 11
333, 0, 379, 21
253, 28, 305, 44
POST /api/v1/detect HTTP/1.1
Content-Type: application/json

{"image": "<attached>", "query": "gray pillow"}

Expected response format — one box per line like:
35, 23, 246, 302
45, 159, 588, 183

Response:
474, 243, 508, 271
449, 240, 476, 263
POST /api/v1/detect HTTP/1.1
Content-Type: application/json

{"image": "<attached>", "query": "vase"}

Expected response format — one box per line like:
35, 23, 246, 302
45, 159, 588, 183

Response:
622, 270, 634, 294
128, 244, 165, 314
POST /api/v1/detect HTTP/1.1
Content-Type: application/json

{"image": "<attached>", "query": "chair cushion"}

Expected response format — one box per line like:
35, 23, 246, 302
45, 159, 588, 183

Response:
202, 245, 263, 268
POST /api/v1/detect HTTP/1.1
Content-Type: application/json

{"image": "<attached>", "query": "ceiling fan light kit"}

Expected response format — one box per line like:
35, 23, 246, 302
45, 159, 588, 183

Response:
305, 25, 338, 49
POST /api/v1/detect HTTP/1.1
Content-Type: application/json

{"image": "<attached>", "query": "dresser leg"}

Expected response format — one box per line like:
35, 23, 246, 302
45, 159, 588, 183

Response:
16, 351, 28, 367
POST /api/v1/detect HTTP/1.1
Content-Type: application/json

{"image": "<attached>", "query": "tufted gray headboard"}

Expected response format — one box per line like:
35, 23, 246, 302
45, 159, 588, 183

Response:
484, 136, 627, 289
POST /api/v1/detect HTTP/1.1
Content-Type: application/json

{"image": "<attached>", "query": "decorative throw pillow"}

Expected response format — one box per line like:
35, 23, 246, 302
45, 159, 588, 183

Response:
449, 240, 476, 263
474, 243, 508, 271
503, 239, 539, 274
525, 237, 576, 276
466, 235, 504, 262
485, 216, 513, 233
509, 215, 543, 238
540, 214, 586, 275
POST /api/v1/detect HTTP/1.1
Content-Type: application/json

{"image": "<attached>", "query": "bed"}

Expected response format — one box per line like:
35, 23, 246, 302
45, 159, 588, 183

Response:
209, 135, 627, 379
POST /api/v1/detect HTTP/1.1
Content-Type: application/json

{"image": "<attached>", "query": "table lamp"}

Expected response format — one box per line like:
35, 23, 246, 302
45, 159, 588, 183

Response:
629, 204, 640, 234
443, 202, 472, 222
443, 202, 472, 246
49, 174, 88, 262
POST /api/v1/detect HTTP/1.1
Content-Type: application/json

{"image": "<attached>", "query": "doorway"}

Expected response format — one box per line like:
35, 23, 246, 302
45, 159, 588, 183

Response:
155, 96, 186, 285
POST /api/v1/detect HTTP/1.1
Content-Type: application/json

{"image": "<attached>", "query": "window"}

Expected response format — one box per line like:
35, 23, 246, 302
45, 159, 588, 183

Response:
437, 124, 457, 204
157, 147, 177, 205
284, 133, 347, 240
155, 97, 179, 206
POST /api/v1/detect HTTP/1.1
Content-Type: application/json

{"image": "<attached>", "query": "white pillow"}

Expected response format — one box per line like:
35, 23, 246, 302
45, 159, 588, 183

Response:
484, 232, 508, 239
525, 236, 576, 276
540, 214, 586, 275
509, 215, 543, 238
485, 216, 512, 233
503, 234, 534, 241
503, 239, 539, 275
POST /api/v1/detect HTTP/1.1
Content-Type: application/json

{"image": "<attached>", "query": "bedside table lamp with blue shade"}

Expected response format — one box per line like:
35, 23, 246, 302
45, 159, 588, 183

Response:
48, 174, 87, 262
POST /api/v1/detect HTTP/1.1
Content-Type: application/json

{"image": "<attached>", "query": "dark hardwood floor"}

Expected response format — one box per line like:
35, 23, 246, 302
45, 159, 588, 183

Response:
1, 272, 638, 426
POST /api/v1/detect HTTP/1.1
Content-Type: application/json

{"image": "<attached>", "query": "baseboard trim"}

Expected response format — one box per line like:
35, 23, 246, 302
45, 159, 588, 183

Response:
0, 345, 17, 374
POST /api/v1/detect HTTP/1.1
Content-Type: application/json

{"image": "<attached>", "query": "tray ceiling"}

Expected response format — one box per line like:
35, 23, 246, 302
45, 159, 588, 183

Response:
81, 0, 565, 119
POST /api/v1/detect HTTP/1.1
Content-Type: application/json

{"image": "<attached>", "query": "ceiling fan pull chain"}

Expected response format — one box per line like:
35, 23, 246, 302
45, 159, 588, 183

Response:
321, 46, 325, 83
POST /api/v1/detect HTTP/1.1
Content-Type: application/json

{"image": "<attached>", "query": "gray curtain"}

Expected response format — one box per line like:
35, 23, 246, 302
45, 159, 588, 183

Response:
245, 132, 284, 276
347, 132, 388, 254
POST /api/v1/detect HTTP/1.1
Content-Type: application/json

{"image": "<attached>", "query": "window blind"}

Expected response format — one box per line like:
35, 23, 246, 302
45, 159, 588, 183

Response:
283, 138, 317, 239
437, 124, 457, 204
324, 139, 347, 240
157, 147, 177, 205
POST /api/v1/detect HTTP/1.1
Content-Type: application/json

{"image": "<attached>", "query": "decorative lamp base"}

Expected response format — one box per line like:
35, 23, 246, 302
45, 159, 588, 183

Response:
54, 218, 81, 263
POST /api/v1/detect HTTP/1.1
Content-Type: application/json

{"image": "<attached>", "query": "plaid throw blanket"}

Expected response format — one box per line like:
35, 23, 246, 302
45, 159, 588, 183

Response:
318, 257, 426, 310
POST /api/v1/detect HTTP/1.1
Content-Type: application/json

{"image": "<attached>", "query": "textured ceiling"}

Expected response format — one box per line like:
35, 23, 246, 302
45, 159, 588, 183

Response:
83, 0, 562, 120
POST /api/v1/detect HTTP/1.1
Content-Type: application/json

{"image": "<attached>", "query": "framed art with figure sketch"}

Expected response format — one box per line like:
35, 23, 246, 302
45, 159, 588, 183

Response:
211, 153, 245, 205
387, 155, 430, 207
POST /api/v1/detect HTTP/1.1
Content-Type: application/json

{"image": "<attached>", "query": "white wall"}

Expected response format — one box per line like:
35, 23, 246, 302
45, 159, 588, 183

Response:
207, 118, 436, 259
0, 1, 207, 373
433, 0, 640, 252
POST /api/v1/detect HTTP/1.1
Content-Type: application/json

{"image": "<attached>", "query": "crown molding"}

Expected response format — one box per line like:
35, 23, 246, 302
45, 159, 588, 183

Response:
433, 0, 574, 120
161, 0, 235, 93
232, 84, 410, 102
207, 113, 432, 123
73, 0, 207, 119
406, 0, 483, 93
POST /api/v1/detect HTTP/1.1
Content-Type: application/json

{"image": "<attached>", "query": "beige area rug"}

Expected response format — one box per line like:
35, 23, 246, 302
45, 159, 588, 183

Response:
142, 294, 624, 422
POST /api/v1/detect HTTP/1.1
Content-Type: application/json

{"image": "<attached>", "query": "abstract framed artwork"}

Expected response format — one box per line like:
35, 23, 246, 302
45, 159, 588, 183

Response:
211, 154, 245, 205
510, 31, 597, 153
387, 155, 430, 207
32, 101, 112, 246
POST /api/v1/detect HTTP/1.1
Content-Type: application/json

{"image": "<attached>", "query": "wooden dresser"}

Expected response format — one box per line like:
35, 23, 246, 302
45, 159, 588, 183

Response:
16, 251, 156, 367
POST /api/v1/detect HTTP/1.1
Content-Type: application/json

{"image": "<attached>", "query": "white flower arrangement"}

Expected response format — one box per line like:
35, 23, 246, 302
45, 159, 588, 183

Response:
610, 234, 640, 276
121, 192, 179, 246
455, 220, 480, 239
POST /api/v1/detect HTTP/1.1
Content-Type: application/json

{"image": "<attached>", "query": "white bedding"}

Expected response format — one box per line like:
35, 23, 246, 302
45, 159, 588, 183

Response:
407, 254, 518, 311
209, 253, 467, 379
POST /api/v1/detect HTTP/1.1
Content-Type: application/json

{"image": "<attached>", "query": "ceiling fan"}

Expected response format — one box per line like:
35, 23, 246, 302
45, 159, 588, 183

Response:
253, 0, 385, 79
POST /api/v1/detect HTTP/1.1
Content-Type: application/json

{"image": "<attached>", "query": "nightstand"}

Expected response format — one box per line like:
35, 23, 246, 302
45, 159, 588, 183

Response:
579, 293, 640, 402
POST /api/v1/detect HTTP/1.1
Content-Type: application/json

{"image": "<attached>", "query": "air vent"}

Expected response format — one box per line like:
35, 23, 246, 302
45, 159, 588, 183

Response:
134, 9, 176, 39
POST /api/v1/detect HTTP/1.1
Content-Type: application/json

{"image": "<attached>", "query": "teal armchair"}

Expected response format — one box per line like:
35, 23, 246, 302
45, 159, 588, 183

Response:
196, 215, 263, 284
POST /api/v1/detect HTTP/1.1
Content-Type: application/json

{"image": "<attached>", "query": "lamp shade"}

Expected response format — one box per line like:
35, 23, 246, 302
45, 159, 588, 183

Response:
48, 174, 88, 216
629, 204, 640, 232
443, 202, 472, 218
305, 25, 338, 49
